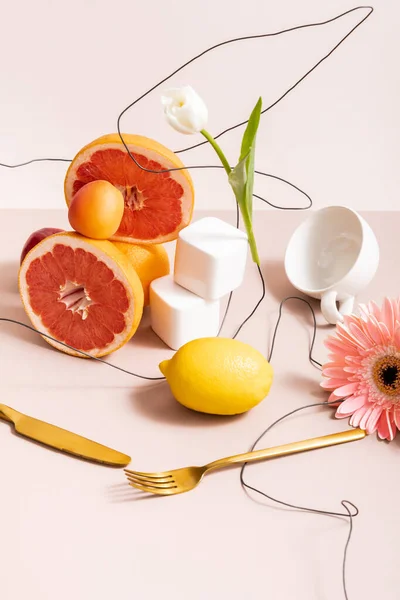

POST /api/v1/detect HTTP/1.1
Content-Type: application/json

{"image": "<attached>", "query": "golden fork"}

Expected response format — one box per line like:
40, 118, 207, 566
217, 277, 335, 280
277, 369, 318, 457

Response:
125, 427, 366, 496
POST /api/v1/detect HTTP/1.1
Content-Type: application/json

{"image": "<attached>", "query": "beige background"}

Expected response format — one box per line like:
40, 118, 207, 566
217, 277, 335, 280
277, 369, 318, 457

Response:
1, 209, 399, 600
0, 1, 398, 211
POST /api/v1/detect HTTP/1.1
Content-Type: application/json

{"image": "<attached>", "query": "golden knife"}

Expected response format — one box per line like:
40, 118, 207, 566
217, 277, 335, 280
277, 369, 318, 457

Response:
0, 404, 131, 467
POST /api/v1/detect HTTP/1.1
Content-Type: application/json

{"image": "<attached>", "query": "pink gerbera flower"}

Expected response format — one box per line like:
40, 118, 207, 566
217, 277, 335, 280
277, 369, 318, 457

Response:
321, 298, 400, 441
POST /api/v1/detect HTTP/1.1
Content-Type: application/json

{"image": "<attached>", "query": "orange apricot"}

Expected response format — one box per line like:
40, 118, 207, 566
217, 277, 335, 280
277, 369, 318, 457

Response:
68, 180, 124, 240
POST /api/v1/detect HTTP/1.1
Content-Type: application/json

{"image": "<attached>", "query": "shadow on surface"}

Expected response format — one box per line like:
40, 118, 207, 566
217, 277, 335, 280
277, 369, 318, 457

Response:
0, 261, 19, 294
284, 373, 327, 401
130, 382, 247, 428
0, 259, 48, 348
131, 323, 174, 354
109, 493, 162, 503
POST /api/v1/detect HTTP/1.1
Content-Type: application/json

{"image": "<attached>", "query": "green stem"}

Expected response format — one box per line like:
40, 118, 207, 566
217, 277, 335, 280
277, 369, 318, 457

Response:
201, 129, 231, 175
201, 129, 259, 265
241, 209, 260, 265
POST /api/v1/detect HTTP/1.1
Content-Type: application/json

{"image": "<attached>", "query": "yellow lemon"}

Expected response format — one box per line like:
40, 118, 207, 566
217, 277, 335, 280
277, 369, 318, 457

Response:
159, 337, 273, 415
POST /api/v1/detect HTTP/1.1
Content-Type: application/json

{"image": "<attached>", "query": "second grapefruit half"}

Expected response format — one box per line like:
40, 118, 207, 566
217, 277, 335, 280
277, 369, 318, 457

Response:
112, 241, 170, 306
64, 134, 195, 244
19, 232, 144, 357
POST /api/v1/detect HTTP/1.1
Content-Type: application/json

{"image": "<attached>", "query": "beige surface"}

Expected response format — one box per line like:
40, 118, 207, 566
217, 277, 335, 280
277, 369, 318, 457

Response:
1, 209, 399, 600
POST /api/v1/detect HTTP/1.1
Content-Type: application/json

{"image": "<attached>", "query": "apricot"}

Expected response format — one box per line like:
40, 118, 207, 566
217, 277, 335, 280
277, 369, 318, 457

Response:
68, 180, 124, 239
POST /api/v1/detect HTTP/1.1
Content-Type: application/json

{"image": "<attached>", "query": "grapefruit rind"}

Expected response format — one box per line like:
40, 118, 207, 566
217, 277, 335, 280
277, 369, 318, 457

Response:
64, 134, 195, 245
19, 232, 144, 358
112, 241, 170, 306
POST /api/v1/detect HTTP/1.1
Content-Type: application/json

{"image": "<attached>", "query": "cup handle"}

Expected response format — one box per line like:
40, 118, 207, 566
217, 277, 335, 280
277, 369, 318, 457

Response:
321, 291, 355, 325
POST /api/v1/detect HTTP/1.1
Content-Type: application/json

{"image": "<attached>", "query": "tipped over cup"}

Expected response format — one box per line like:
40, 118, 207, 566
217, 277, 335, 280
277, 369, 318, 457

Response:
284, 206, 380, 325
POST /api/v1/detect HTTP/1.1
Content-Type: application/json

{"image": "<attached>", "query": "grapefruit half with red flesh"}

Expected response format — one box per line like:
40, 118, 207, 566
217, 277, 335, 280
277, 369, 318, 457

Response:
19, 232, 144, 357
64, 134, 195, 244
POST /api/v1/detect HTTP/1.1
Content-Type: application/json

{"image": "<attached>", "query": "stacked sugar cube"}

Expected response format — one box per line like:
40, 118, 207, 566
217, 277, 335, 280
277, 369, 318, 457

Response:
150, 217, 248, 350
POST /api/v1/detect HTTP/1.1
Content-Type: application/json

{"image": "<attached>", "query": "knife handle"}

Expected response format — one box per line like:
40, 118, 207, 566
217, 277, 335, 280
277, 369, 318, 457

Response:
0, 404, 18, 423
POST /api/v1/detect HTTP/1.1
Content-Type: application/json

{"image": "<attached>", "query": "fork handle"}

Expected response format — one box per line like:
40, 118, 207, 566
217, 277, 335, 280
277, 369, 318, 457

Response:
205, 428, 366, 472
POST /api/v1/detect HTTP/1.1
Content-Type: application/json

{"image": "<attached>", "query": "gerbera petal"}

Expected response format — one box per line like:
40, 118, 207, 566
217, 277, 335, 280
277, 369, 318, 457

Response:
343, 314, 359, 329
377, 321, 391, 344
336, 322, 359, 346
377, 410, 396, 441
359, 405, 374, 430
322, 361, 347, 369
366, 405, 384, 434
336, 395, 368, 417
348, 323, 373, 349
343, 365, 362, 374
332, 382, 359, 398
320, 378, 349, 390
394, 327, 400, 348
364, 315, 385, 346
394, 409, 400, 431
358, 304, 370, 319
323, 367, 348, 379
350, 405, 370, 427
368, 300, 382, 320
394, 301, 400, 323
327, 392, 341, 406
325, 337, 358, 355
382, 297, 396, 335
345, 354, 364, 365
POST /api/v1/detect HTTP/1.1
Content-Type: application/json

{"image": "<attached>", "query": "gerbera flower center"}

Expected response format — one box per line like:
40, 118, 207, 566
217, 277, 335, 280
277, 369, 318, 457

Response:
372, 355, 400, 396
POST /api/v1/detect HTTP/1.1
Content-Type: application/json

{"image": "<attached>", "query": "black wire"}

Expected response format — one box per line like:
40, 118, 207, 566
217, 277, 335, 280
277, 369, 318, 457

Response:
0, 157, 71, 169
173, 6, 374, 154
0, 318, 165, 381
115, 6, 373, 160
0, 8, 372, 596
218, 202, 240, 336
268, 296, 323, 367
114, 5, 373, 214
240, 297, 358, 600
2, 296, 357, 598
0, 7, 373, 214
232, 264, 266, 339
253, 172, 312, 210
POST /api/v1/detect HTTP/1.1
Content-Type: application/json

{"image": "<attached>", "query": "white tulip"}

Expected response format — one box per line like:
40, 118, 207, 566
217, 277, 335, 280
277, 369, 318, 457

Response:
161, 86, 208, 134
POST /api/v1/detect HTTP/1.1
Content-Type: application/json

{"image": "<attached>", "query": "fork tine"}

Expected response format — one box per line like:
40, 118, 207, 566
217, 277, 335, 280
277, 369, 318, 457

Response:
127, 480, 177, 495
125, 474, 177, 489
124, 470, 173, 483
124, 469, 173, 480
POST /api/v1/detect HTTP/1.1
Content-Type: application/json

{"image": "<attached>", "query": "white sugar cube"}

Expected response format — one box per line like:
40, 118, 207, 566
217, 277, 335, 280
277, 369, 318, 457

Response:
150, 276, 220, 350
174, 217, 248, 300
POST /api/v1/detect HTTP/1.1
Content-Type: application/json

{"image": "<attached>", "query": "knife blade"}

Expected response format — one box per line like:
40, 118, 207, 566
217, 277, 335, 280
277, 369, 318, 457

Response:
0, 404, 131, 467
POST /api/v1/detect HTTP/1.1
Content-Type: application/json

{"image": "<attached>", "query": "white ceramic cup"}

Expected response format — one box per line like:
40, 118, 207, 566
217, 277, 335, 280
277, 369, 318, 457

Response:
284, 206, 380, 325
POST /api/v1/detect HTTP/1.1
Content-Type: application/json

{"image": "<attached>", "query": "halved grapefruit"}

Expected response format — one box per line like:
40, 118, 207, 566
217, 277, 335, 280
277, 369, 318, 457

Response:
64, 134, 195, 244
19, 232, 144, 357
